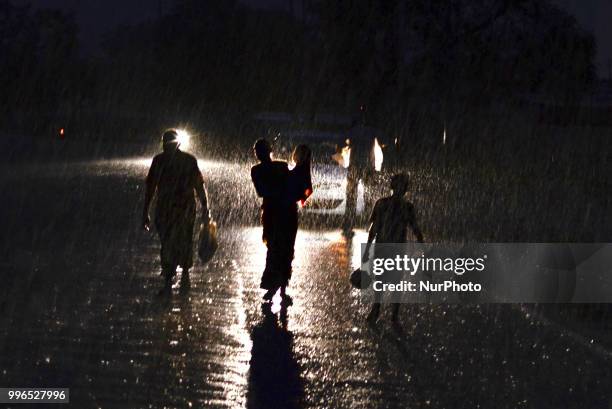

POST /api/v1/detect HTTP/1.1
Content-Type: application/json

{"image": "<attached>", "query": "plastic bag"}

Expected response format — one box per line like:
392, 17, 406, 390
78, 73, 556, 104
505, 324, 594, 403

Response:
198, 219, 218, 263
350, 262, 372, 289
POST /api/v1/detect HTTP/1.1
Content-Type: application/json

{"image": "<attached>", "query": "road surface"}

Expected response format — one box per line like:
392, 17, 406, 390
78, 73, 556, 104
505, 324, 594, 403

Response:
1, 156, 611, 409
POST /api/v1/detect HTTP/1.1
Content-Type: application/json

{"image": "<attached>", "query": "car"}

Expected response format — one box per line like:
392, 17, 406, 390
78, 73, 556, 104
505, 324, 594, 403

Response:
272, 129, 386, 218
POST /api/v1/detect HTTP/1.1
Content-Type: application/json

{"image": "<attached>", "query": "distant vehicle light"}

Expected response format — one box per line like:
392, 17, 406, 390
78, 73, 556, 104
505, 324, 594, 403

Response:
374, 137, 383, 171
175, 129, 191, 150
331, 144, 351, 168
59, 128, 65, 138
341, 145, 351, 168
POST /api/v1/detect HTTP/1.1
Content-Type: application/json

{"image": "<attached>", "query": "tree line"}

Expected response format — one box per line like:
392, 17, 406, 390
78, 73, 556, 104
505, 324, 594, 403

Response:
0, 0, 595, 138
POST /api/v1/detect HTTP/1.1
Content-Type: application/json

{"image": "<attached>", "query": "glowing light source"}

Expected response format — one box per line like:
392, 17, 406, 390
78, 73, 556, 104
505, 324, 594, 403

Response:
332, 139, 351, 168
374, 137, 383, 171
175, 129, 191, 150
442, 127, 447, 145
341, 145, 351, 169
59, 128, 65, 138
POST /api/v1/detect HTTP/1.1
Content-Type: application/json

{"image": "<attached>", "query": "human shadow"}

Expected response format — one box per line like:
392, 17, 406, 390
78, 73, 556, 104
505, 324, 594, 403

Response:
246, 303, 304, 409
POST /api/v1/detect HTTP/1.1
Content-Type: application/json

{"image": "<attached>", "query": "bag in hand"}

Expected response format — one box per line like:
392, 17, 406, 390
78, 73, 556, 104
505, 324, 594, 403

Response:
350, 264, 372, 289
198, 219, 218, 263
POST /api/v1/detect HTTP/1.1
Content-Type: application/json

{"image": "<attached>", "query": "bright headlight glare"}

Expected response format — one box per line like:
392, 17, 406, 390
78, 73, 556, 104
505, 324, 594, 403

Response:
175, 129, 191, 150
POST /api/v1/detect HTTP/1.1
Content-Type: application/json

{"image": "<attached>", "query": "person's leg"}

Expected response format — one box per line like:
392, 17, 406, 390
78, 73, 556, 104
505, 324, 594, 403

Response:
280, 285, 293, 306
261, 243, 281, 300
367, 291, 382, 322
391, 303, 400, 322
177, 209, 195, 271
161, 262, 177, 292
180, 268, 190, 290
362, 170, 376, 218
262, 287, 277, 301
261, 205, 288, 300
260, 205, 276, 300
343, 168, 358, 232
367, 303, 381, 322
261, 246, 280, 300
158, 221, 177, 290
280, 206, 298, 304
261, 244, 281, 300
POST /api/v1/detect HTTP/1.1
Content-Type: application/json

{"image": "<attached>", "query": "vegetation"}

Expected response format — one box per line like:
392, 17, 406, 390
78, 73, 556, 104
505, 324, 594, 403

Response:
0, 0, 596, 136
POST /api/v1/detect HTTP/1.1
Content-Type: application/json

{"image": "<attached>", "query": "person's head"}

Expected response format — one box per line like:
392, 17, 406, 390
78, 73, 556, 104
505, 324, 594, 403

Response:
292, 144, 311, 167
390, 173, 410, 196
162, 129, 180, 153
253, 138, 272, 162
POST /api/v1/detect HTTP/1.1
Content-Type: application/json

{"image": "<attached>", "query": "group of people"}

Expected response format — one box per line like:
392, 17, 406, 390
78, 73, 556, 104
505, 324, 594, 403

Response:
141, 128, 423, 322
141, 130, 313, 302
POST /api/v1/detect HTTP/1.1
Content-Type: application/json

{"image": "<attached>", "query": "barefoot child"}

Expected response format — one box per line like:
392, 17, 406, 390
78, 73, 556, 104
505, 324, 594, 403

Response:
362, 173, 423, 322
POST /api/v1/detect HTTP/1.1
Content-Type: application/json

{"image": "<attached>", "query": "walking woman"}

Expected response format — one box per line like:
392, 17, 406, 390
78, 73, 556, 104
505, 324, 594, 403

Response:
142, 129, 209, 292
251, 139, 289, 300
251, 141, 312, 305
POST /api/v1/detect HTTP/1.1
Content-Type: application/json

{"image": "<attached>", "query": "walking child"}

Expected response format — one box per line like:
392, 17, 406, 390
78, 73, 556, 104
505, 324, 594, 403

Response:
362, 173, 423, 322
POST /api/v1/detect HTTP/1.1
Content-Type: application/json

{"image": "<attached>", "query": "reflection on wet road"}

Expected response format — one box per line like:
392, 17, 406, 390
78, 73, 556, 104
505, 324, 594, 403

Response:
1, 158, 612, 408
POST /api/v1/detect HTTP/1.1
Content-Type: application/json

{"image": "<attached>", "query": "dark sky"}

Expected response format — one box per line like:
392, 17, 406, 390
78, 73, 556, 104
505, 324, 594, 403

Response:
553, 0, 612, 79
14, 0, 289, 52
15, 0, 612, 78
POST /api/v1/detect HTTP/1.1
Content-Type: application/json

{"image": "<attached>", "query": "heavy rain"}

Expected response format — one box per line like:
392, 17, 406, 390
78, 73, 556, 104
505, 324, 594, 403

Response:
1, 0, 612, 408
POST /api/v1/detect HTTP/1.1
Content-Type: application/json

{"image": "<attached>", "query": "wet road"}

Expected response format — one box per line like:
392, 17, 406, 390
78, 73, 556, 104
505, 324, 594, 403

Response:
1, 157, 612, 409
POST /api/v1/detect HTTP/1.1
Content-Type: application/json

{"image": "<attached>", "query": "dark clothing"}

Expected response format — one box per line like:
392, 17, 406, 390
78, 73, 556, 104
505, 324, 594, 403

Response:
259, 163, 312, 290
347, 125, 377, 170
251, 160, 290, 244
251, 160, 294, 290
251, 161, 289, 208
344, 126, 378, 225
286, 164, 312, 205
369, 196, 421, 305
146, 149, 204, 271
369, 196, 418, 244
260, 202, 298, 290
345, 167, 365, 216
251, 160, 314, 290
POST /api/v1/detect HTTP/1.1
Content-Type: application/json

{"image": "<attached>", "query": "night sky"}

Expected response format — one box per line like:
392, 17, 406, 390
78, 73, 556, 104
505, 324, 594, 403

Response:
14, 0, 612, 78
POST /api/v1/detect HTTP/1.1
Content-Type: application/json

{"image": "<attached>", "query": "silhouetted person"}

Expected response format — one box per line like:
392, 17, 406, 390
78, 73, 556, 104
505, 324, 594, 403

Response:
251, 139, 291, 301
343, 120, 377, 233
362, 173, 423, 323
142, 129, 209, 292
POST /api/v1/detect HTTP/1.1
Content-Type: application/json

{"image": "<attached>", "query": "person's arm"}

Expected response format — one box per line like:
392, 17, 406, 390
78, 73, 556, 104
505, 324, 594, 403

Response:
251, 166, 268, 198
295, 167, 313, 204
194, 160, 209, 221
142, 157, 158, 231
408, 204, 424, 243
303, 168, 313, 201
195, 178, 209, 221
